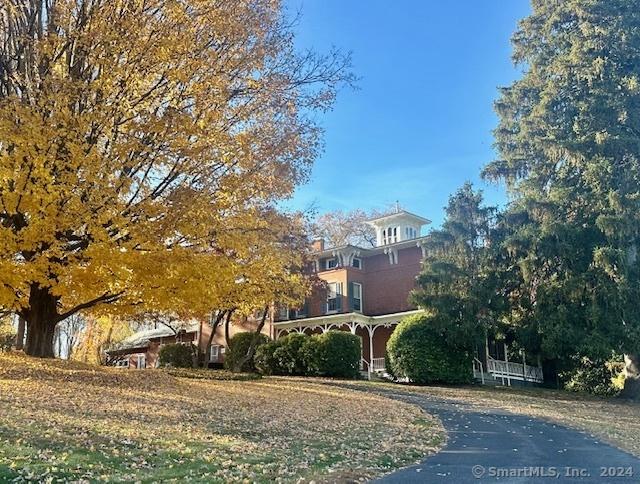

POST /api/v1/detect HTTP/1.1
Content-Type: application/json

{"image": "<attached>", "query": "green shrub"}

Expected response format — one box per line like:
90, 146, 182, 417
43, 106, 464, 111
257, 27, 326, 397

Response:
273, 333, 310, 375
563, 357, 624, 396
254, 341, 281, 375
386, 314, 473, 384
224, 332, 270, 372
158, 343, 194, 368
304, 331, 361, 378
256, 333, 315, 376
255, 331, 360, 378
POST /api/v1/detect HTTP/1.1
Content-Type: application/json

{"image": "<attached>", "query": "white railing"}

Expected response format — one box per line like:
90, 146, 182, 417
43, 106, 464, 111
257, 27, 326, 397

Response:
487, 357, 543, 383
371, 357, 385, 372
473, 358, 485, 384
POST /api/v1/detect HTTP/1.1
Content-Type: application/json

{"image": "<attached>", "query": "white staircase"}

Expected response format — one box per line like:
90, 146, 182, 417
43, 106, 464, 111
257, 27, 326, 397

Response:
474, 357, 543, 386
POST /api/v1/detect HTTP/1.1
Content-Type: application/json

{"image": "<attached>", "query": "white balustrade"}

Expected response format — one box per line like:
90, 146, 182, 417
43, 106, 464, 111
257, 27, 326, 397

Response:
486, 357, 543, 383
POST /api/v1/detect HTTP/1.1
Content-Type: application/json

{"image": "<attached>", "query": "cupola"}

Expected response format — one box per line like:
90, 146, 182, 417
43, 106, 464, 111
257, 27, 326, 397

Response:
366, 209, 430, 247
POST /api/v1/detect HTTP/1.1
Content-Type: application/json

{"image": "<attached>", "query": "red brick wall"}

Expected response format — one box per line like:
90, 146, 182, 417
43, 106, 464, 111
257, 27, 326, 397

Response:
295, 245, 422, 319
361, 246, 422, 315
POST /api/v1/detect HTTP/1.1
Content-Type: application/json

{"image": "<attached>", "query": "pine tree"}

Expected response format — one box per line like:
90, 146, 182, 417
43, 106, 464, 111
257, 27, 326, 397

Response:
484, 0, 640, 398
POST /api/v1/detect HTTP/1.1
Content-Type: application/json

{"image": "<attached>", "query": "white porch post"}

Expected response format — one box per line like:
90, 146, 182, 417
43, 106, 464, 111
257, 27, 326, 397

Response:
504, 342, 511, 386
368, 326, 375, 380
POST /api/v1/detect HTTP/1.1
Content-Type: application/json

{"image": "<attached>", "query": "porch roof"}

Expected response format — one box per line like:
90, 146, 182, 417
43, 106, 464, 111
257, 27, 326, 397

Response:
107, 321, 199, 354
273, 309, 425, 331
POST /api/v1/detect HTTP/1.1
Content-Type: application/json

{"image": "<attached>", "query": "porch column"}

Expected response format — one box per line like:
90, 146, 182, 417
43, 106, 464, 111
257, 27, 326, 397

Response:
367, 326, 374, 380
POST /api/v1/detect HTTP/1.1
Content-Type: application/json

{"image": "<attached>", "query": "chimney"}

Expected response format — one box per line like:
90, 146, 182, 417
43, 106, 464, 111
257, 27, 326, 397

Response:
311, 239, 325, 252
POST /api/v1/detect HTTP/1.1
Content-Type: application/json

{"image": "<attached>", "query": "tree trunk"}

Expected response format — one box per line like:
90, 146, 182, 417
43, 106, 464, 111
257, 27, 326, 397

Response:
22, 286, 59, 358
202, 310, 226, 368
620, 353, 640, 400
15, 316, 25, 350
232, 307, 268, 373
224, 311, 232, 348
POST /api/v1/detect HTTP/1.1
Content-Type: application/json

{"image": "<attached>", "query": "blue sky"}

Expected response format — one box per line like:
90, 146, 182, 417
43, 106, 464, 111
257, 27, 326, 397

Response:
285, 0, 531, 227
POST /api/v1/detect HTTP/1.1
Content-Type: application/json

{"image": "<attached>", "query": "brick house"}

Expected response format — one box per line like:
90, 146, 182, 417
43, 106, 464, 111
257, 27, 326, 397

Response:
275, 209, 544, 384
107, 208, 543, 384
273, 210, 431, 376
106, 315, 271, 369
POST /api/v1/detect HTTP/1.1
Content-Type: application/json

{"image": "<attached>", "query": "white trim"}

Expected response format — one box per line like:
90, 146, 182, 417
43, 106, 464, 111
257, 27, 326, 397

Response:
273, 309, 424, 336
326, 281, 342, 314
352, 282, 363, 313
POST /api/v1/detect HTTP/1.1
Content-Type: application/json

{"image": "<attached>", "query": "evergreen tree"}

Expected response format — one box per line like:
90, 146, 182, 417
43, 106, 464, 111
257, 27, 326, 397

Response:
412, 183, 497, 348
484, 0, 640, 398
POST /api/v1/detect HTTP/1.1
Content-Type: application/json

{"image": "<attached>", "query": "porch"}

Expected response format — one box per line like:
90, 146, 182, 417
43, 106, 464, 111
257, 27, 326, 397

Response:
273, 309, 425, 379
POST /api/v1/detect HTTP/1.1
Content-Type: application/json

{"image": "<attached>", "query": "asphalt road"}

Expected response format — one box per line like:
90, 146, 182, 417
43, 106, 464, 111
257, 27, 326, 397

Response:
340, 385, 640, 484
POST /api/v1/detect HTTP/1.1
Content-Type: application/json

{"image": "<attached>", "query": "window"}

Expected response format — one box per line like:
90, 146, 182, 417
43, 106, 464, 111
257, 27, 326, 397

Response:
137, 354, 146, 369
292, 300, 308, 319
326, 282, 342, 313
278, 305, 289, 321
209, 345, 220, 362
352, 257, 362, 269
116, 359, 129, 368
325, 258, 338, 269
387, 226, 398, 243
352, 282, 362, 312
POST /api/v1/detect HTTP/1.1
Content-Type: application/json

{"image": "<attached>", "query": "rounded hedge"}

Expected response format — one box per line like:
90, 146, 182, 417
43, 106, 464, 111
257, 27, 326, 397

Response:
158, 343, 194, 368
254, 340, 281, 375
255, 331, 361, 378
224, 332, 270, 372
274, 333, 309, 375
386, 314, 473, 384
304, 330, 361, 378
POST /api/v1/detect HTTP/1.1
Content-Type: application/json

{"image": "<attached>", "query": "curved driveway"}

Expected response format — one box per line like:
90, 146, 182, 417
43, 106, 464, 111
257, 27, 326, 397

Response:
332, 384, 640, 483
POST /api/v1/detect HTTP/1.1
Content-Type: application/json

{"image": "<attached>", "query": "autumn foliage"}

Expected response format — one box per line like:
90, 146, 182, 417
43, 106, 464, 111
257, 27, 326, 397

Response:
0, 1, 351, 356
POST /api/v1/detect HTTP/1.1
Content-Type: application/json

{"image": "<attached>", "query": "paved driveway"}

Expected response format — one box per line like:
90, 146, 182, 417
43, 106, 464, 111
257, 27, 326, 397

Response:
332, 384, 640, 483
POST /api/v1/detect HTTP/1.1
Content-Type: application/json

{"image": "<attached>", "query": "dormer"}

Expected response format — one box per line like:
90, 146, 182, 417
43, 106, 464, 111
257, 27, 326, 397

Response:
366, 210, 431, 247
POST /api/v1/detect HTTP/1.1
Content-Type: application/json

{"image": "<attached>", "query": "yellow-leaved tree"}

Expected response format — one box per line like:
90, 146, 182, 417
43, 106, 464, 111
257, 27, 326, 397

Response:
0, 0, 351, 357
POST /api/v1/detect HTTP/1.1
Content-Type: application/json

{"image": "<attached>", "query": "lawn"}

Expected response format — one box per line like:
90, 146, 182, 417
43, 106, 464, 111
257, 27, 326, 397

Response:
349, 380, 640, 457
0, 354, 444, 482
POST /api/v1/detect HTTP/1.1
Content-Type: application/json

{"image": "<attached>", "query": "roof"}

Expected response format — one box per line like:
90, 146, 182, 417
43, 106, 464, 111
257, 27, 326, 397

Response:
313, 235, 430, 258
366, 210, 431, 226
107, 321, 200, 353
274, 309, 426, 330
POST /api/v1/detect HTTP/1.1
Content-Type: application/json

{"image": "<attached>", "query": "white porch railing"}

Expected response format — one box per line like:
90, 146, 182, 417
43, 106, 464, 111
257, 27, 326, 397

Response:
473, 357, 485, 384
487, 357, 543, 383
360, 357, 386, 380
371, 357, 385, 372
